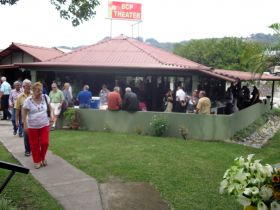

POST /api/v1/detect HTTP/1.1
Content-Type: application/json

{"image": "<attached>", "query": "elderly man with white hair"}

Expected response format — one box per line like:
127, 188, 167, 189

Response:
9, 81, 23, 135
0, 76, 12, 120
15, 79, 32, 156
122, 87, 139, 112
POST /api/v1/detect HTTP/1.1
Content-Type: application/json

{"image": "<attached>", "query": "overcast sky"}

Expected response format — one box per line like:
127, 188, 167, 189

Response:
0, 0, 279, 49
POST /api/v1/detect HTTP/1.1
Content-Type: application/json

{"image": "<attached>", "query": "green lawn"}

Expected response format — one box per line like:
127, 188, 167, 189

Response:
0, 145, 63, 210
49, 130, 280, 210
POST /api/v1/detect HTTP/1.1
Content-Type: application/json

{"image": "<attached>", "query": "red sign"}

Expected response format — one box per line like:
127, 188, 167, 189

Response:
108, 1, 142, 21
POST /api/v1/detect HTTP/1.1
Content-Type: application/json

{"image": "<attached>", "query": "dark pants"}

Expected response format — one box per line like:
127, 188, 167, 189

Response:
1, 95, 11, 119
174, 101, 186, 113
23, 131, 30, 154
12, 108, 23, 135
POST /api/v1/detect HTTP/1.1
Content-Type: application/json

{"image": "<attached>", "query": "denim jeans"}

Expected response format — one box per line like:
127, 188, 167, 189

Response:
23, 131, 30, 154
79, 104, 90, 109
12, 108, 23, 136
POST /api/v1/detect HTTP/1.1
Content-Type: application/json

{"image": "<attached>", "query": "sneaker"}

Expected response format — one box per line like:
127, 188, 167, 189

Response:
13, 131, 17, 135
34, 163, 41, 169
50, 126, 55, 131
24, 152, 31, 157
19, 134, 23, 138
41, 160, 47, 167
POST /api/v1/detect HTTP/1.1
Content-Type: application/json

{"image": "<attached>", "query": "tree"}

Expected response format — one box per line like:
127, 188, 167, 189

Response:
174, 37, 266, 72
269, 23, 280, 35
0, 0, 100, 26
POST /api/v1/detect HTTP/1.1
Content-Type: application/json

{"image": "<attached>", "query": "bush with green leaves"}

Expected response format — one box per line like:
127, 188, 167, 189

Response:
0, 197, 17, 210
149, 115, 168, 137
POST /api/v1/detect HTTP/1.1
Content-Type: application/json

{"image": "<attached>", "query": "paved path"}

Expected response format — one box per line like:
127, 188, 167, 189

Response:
0, 120, 103, 210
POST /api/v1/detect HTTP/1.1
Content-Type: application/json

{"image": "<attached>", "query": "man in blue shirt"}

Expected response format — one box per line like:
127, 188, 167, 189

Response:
77, 85, 92, 108
0, 77, 12, 120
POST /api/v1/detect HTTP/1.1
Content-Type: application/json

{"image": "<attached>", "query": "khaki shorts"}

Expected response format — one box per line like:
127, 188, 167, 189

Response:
50, 103, 62, 116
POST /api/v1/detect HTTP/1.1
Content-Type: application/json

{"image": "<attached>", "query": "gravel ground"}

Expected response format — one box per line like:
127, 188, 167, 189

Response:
229, 115, 280, 148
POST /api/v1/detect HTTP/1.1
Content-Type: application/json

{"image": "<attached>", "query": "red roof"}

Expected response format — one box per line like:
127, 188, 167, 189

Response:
0, 42, 64, 61
9, 35, 280, 82
43, 35, 207, 69
213, 69, 280, 81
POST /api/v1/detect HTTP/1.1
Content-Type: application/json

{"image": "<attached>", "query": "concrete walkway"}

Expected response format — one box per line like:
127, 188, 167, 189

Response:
0, 120, 103, 210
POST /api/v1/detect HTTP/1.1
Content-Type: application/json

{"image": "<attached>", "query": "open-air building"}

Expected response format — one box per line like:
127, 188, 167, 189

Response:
1, 35, 280, 112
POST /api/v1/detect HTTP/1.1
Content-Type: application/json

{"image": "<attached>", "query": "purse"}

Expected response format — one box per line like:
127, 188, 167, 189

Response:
43, 94, 51, 117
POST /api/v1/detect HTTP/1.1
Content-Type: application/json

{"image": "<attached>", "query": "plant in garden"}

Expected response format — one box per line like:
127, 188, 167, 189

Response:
133, 126, 143, 135
178, 125, 188, 140
0, 197, 16, 210
149, 115, 168, 137
63, 108, 81, 129
220, 154, 280, 210
103, 123, 112, 133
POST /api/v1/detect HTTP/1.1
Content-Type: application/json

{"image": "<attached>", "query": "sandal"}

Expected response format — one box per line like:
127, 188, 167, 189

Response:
41, 160, 48, 167
34, 163, 41, 169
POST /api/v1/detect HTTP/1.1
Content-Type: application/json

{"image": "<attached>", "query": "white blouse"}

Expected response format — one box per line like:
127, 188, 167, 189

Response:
23, 95, 50, 129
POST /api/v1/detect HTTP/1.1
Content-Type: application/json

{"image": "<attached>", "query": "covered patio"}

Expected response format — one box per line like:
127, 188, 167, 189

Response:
1, 35, 280, 111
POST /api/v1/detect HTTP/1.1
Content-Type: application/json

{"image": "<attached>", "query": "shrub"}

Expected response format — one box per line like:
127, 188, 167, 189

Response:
178, 125, 188, 140
0, 197, 17, 210
149, 115, 168, 137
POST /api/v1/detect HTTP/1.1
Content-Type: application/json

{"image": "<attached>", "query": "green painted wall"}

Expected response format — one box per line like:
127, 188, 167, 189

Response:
78, 102, 270, 140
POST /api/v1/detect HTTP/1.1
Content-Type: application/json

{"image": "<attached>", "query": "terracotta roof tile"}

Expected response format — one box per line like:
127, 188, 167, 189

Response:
46, 35, 206, 69
213, 69, 280, 81
13, 35, 280, 82
0, 43, 64, 61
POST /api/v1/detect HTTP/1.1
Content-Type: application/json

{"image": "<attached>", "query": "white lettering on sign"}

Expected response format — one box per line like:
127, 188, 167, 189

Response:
113, 11, 140, 19
121, 3, 133, 10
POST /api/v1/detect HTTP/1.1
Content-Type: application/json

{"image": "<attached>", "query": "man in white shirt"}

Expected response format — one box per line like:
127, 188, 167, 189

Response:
175, 82, 186, 113
0, 77, 11, 120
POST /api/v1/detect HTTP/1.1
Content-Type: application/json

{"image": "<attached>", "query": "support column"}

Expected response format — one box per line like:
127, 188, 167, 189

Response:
192, 75, 199, 92
151, 76, 157, 111
271, 80, 275, 110
30, 70, 37, 83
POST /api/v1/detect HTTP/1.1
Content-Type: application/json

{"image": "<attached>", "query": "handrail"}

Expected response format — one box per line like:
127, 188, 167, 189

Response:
0, 160, 29, 193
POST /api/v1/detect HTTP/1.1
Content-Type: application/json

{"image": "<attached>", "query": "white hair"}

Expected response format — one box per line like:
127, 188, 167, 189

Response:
22, 79, 31, 86
125, 87, 131, 92
114, 86, 120, 92
13, 81, 21, 85
1, 77, 6, 81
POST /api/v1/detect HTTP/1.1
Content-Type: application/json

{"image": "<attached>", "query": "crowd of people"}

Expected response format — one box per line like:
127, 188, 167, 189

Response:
224, 81, 261, 115
163, 82, 211, 114
0, 76, 264, 168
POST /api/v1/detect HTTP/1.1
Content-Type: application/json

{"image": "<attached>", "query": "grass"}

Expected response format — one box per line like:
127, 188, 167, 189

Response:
49, 129, 280, 210
0, 145, 63, 210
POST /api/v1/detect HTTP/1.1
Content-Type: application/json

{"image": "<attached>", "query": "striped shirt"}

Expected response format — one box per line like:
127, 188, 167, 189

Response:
9, 89, 23, 108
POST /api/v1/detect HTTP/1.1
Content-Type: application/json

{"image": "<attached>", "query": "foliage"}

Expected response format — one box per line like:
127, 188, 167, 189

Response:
133, 126, 143, 135
269, 23, 280, 36
174, 37, 267, 72
63, 108, 80, 129
149, 115, 168, 137
178, 125, 188, 140
103, 123, 112, 133
0, 197, 16, 210
220, 154, 280, 209
0, 0, 100, 26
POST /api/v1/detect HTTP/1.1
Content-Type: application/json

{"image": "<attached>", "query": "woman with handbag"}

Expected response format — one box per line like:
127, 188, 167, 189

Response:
22, 82, 53, 169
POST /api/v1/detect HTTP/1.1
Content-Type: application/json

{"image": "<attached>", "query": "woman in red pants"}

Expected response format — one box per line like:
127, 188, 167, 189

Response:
22, 82, 52, 169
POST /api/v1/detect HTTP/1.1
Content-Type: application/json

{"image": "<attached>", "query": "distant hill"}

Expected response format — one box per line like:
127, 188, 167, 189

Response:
56, 33, 279, 53
246, 33, 279, 45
